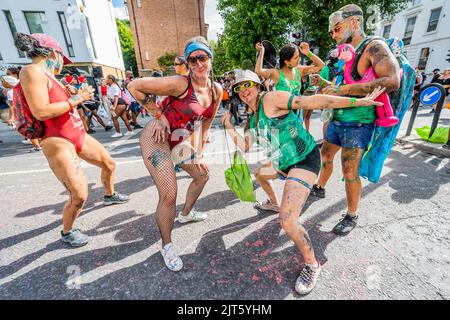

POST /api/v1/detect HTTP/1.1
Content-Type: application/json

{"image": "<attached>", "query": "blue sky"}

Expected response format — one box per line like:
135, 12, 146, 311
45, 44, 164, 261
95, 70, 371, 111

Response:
112, 0, 124, 7
111, 0, 223, 41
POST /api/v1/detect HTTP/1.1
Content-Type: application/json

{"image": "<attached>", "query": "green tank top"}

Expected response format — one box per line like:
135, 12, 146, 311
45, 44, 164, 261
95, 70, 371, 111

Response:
249, 94, 316, 171
274, 68, 303, 120
274, 68, 302, 95
332, 38, 377, 124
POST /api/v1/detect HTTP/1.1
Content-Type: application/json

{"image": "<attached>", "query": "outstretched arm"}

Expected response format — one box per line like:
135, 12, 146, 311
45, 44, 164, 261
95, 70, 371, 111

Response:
268, 87, 385, 111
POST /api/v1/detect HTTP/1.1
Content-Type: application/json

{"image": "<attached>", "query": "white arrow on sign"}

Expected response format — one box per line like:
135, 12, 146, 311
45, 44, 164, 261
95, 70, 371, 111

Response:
423, 90, 439, 102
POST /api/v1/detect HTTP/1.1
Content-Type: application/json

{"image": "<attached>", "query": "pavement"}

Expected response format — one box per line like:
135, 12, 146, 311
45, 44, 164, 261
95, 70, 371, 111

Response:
0, 109, 449, 300
396, 103, 450, 159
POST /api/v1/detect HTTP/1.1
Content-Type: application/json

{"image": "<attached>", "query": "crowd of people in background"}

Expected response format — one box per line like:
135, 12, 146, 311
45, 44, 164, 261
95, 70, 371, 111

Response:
0, 64, 170, 149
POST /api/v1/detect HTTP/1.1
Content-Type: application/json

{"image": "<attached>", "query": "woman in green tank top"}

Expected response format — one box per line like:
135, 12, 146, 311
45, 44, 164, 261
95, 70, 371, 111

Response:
255, 42, 324, 97
221, 70, 384, 295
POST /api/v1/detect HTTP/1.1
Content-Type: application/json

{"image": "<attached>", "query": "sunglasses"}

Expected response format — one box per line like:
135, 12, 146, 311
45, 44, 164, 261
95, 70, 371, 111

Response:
329, 24, 343, 36
174, 62, 184, 66
187, 54, 209, 65
233, 81, 257, 93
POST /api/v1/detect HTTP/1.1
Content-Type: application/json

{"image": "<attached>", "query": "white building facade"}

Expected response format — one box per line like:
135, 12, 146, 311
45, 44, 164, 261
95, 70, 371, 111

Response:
376, 0, 450, 74
0, 0, 125, 78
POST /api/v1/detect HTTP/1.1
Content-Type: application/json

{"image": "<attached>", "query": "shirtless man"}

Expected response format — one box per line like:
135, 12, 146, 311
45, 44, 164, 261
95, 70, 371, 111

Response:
310, 4, 401, 235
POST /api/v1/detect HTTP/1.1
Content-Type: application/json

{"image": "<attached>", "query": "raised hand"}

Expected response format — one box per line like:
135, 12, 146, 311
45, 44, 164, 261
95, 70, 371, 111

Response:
299, 42, 310, 56
255, 42, 264, 53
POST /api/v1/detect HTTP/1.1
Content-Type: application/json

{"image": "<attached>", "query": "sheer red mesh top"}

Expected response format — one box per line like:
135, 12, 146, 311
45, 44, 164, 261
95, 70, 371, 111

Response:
160, 76, 215, 149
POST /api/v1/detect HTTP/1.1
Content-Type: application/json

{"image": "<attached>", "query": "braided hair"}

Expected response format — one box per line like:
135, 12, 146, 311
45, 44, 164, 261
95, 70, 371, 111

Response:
15, 33, 52, 59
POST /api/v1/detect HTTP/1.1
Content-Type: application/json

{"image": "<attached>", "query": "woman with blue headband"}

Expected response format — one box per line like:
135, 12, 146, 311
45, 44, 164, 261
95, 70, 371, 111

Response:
128, 36, 222, 272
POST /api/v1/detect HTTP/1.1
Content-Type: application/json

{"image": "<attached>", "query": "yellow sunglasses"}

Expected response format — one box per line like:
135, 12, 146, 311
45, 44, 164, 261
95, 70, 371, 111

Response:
233, 81, 257, 93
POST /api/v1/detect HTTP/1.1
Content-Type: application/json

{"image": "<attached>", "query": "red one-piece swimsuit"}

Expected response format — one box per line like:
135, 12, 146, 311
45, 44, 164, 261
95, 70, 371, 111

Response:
41, 74, 86, 153
161, 76, 216, 150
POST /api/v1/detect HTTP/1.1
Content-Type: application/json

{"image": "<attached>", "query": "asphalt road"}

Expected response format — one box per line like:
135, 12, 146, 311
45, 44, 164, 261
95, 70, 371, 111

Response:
0, 111, 449, 300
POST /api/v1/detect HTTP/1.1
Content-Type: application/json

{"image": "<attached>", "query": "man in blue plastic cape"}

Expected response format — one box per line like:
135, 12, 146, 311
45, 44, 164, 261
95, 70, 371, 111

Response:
310, 4, 406, 236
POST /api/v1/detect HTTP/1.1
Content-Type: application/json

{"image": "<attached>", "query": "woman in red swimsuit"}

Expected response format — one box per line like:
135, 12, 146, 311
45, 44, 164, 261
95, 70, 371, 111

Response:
15, 33, 129, 247
128, 36, 222, 271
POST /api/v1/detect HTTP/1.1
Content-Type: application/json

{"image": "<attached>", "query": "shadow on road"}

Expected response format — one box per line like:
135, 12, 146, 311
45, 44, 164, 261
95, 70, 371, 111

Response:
1, 148, 449, 299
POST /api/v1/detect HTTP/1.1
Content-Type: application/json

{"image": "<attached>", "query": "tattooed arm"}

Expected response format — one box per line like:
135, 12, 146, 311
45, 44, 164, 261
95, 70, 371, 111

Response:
20, 65, 93, 120
127, 75, 188, 117
332, 40, 401, 97
267, 88, 384, 112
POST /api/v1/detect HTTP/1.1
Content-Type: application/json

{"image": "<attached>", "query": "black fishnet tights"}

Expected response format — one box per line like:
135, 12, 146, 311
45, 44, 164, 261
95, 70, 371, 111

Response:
140, 123, 210, 246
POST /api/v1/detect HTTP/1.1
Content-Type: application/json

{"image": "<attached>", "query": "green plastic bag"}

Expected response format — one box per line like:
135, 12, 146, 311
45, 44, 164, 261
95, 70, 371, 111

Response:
415, 126, 449, 144
224, 151, 256, 202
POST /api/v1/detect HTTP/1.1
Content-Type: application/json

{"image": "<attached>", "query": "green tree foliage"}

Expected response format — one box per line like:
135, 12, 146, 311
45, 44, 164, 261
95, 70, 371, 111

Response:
217, 0, 410, 67
217, 0, 302, 67
210, 36, 236, 76
296, 0, 410, 56
157, 52, 177, 71
116, 19, 138, 76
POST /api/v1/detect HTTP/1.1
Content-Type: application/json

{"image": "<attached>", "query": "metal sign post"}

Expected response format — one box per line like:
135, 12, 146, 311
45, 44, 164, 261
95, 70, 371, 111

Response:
405, 83, 446, 137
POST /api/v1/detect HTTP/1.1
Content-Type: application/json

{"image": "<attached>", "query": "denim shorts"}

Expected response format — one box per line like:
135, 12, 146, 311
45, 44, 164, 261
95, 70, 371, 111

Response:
325, 121, 374, 150
129, 101, 141, 113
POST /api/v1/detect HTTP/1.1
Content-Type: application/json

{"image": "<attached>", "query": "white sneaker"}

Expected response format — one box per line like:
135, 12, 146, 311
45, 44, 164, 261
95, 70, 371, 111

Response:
295, 263, 321, 295
29, 147, 42, 153
124, 130, 134, 136
176, 209, 207, 223
160, 243, 183, 272
111, 132, 123, 138
22, 139, 32, 145
254, 200, 280, 213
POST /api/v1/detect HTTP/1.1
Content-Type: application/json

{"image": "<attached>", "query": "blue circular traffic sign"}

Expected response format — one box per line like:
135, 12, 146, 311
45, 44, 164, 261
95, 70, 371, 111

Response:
420, 86, 442, 106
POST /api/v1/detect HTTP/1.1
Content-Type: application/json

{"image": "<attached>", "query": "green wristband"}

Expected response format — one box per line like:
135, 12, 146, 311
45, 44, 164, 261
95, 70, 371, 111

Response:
350, 98, 357, 107
321, 79, 325, 87
307, 51, 313, 59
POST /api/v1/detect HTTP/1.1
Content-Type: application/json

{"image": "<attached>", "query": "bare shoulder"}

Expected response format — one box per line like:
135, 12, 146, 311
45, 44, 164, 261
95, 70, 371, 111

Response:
365, 39, 392, 57
213, 81, 223, 94
265, 90, 287, 106
20, 64, 45, 80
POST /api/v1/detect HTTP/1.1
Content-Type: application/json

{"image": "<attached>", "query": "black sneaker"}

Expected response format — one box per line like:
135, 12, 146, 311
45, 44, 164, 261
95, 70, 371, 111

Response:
442, 143, 450, 150
134, 124, 144, 129
87, 128, 96, 134
311, 184, 325, 198
332, 214, 358, 235
105, 125, 113, 131
103, 192, 130, 206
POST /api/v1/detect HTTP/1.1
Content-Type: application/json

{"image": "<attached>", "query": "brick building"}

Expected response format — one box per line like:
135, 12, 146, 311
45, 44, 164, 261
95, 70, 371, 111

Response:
126, 0, 208, 76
